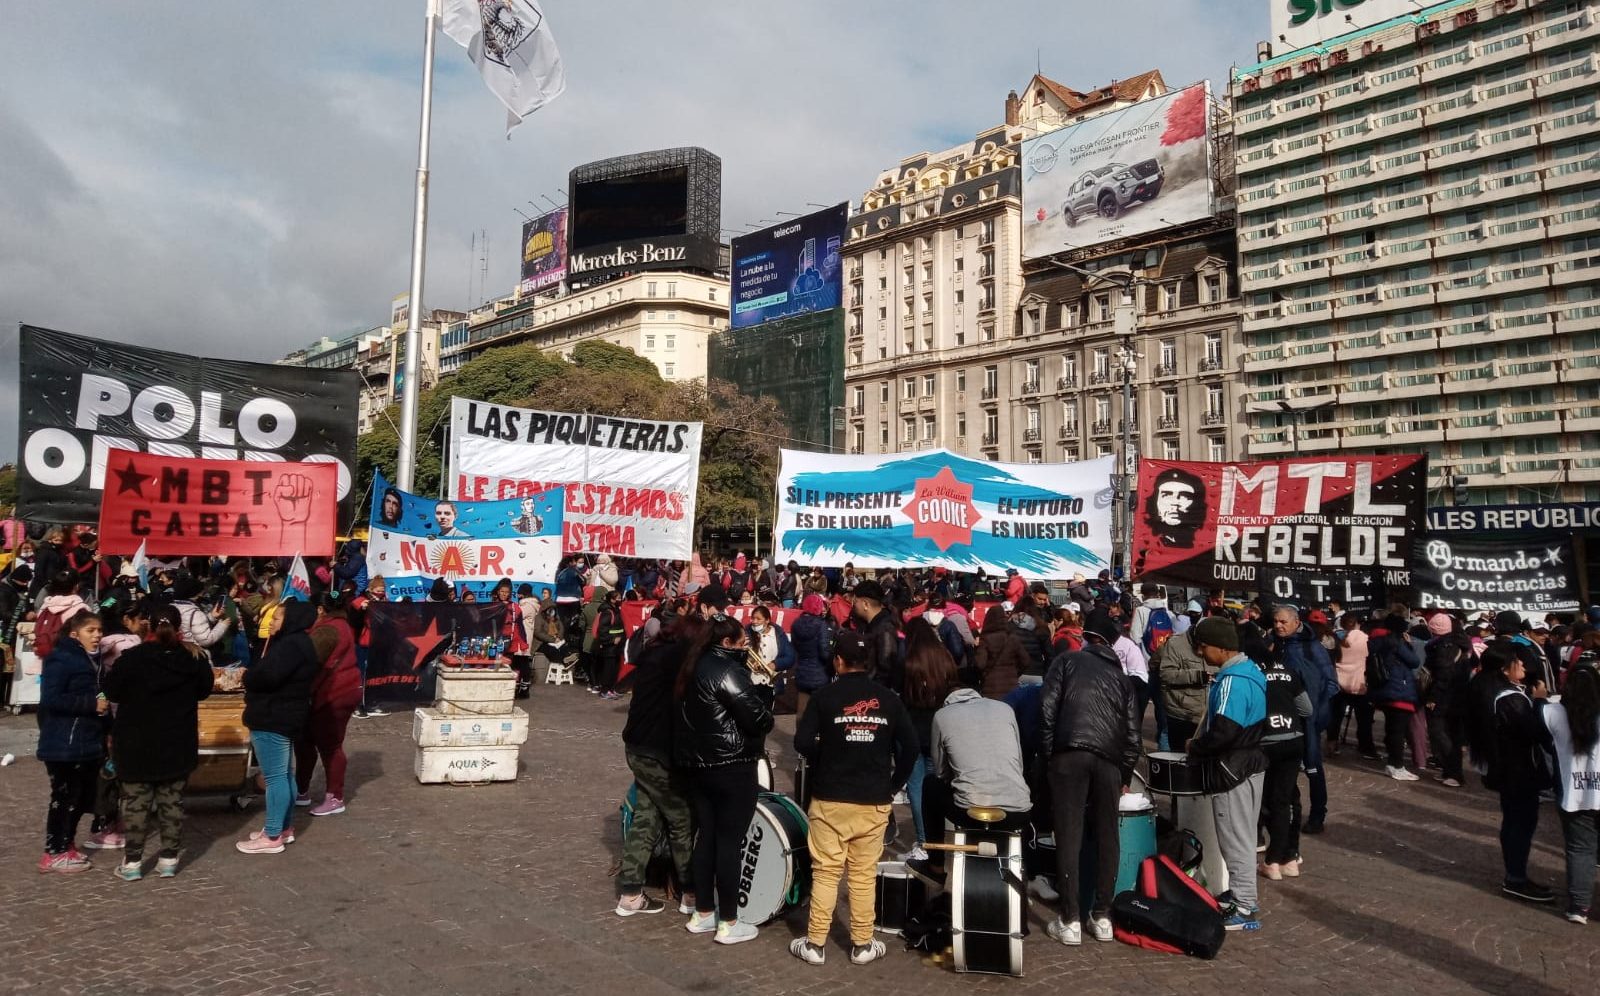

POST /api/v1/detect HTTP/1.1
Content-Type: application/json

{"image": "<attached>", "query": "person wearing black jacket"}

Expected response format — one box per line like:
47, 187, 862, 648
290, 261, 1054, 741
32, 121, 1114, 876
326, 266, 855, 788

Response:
850, 580, 903, 694
791, 632, 917, 966
237, 600, 320, 854
1258, 653, 1311, 881
674, 615, 774, 944
1423, 613, 1474, 787
1037, 614, 1141, 945
103, 604, 213, 880
615, 615, 702, 917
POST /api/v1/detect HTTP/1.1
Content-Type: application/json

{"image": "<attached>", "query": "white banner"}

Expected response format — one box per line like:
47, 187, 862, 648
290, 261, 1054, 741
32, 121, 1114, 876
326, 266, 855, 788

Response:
448, 397, 701, 560
774, 448, 1115, 579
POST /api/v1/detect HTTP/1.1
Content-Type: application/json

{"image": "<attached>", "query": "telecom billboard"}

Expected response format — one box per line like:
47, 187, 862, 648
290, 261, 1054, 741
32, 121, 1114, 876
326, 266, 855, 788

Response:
519, 207, 568, 296
729, 203, 846, 330
1021, 83, 1212, 260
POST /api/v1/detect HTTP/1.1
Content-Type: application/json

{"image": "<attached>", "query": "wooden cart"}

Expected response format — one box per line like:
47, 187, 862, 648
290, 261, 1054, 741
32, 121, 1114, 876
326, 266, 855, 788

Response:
193, 693, 256, 810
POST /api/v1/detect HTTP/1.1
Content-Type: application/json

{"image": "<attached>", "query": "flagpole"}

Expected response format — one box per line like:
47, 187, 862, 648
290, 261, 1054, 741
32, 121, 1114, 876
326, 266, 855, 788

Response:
397, 0, 441, 492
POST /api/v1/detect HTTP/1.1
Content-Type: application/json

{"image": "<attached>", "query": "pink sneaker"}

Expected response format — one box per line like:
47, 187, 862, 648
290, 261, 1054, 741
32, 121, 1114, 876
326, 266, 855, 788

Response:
249, 828, 295, 845
309, 796, 346, 817
38, 851, 93, 874
236, 833, 286, 855
81, 831, 125, 850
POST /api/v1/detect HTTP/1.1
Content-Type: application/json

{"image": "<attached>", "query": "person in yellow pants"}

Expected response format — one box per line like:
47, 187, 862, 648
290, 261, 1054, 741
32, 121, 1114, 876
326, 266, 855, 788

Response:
792, 632, 918, 965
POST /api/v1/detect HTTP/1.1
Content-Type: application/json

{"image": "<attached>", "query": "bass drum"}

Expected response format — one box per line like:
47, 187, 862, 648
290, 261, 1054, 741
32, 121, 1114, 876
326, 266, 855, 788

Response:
1146, 751, 1205, 797
951, 827, 1024, 977
755, 754, 775, 792
735, 792, 810, 926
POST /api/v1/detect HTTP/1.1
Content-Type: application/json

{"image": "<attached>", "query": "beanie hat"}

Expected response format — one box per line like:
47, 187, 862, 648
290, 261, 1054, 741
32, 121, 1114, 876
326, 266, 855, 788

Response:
1426, 613, 1453, 638
800, 593, 826, 616
1191, 616, 1240, 653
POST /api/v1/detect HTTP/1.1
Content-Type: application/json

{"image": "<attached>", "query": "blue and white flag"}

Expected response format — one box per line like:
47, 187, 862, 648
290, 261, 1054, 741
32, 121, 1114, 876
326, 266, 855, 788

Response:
442, 0, 566, 135
283, 554, 313, 602
128, 539, 149, 593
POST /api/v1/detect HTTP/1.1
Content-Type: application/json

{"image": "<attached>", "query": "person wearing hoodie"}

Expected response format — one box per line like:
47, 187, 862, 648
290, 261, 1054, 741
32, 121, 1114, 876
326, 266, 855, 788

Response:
1466, 642, 1557, 904
975, 606, 1029, 699
1003, 568, 1027, 607
333, 540, 368, 596
238, 601, 321, 854
101, 604, 213, 880
37, 610, 107, 873
32, 571, 91, 659
1186, 616, 1268, 931
592, 554, 620, 593
1269, 606, 1338, 833
1423, 612, 1474, 788
789, 593, 835, 717
1329, 612, 1376, 759
1368, 613, 1425, 781
295, 592, 363, 818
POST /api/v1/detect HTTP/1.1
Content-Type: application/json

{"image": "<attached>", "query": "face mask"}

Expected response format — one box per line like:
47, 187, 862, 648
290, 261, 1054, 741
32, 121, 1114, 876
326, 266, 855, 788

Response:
752, 622, 768, 633
924, 611, 945, 627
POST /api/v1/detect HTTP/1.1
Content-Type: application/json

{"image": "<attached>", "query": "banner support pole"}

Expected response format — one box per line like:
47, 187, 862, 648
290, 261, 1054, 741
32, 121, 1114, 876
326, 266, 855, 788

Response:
397, 0, 441, 491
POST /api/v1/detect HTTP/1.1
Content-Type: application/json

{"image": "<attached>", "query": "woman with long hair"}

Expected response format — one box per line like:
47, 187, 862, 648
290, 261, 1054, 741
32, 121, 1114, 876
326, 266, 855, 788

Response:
674, 614, 773, 944
901, 616, 959, 861
295, 590, 363, 818
237, 601, 320, 854
102, 604, 213, 879
1543, 660, 1600, 923
974, 603, 1030, 700
36, 610, 106, 873
491, 579, 532, 696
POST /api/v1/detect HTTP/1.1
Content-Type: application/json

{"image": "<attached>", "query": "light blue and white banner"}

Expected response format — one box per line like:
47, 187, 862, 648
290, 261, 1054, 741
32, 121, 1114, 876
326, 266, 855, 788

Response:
774, 449, 1114, 579
367, 471, 565, 601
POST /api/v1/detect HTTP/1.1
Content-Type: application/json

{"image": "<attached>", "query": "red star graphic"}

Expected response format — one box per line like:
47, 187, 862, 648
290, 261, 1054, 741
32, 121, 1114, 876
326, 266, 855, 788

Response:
406, 614, 451, 673
901, 466, 981, 552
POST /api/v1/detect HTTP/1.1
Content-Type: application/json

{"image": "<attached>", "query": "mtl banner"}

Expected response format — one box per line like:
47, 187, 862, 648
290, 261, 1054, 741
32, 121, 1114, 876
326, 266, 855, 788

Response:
448, 397, 701, 560
774, 449, 1114, 578
364, 602, 509, 705
16, 325, 360, 526
1131, 456, 1427, 598
1410, 534, 1581, 617
97, 452, 338, 558
366, 471, 565, 602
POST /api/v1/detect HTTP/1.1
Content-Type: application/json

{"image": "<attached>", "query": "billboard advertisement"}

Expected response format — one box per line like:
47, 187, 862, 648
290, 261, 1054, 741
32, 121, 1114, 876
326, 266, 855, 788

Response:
730, 204, 846, 330
570, 165, 688, 248
447, 397, 702, 560
519, 207, 568, 296
1272, 0, 1416, 54
1021, 83, 1212, 260
566, 233, 720, 283
1130, 456, 1427, 601
16, 325, 360, 526
774, 449, 1115, 578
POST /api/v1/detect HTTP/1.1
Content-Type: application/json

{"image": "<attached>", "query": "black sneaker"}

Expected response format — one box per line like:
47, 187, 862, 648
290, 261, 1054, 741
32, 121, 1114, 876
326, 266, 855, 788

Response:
905, 858, 946, 889
1358, 749, 1381, 761
1566, 907, 1590, 925
1302, 819, 1325, 835
1502, 879, 1555, 903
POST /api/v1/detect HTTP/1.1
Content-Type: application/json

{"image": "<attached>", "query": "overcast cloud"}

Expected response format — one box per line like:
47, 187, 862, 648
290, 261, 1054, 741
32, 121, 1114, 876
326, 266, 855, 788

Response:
0, 0, 1264, 462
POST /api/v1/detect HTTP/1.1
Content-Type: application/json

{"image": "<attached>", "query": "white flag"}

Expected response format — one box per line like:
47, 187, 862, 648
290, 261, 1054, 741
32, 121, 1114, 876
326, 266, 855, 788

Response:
441, 0, 566, 135
129, 539, 149, 592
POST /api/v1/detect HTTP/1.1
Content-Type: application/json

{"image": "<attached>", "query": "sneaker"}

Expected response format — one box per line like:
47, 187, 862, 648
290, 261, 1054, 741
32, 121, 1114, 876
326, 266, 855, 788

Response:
1502, 879, 1555, 903
1090, 916, 1114, 942
892, 789, 910, 806
1440, 777, 1462, 788
1223, 909, 1262, 931
588, 686, 601, 695
38, 851, 92, 874
1260, 862, 1284, 881
1281, 859, 1301, 879
678, 895, 697, 915
81, 830, 125, 850
155, 856, 180, 878
1216, 891, 1238, 916
905, 844, 929, 862
114, 861, 143, 882
790, 938, 826, 965
1302, 819, 1325, 835
1566, 908, 1590, 925
365, 705, 388, 718
1046, 918, 1081, 946
235, 834, 286, 855
850, 938, 888, 964
1386, 766, 1420, 782
614, 894, 667, 917
250, 828, 295, 845
353, 707, 370, 720
1029, 874, 1060, 903
905, 858, 946, 888
685, 911, 717, 934
1359, 749, 1381, 761
309, 796, 346, 817
714, 920, 759, 945
294, 793, 314, 807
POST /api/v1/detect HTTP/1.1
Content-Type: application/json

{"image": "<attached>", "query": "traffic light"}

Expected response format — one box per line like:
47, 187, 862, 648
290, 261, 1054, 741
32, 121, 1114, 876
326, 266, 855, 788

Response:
1452, 475, 1470, 507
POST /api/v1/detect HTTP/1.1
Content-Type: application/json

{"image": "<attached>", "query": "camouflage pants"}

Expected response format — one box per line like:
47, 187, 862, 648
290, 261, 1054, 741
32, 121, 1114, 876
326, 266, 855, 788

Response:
120, 779, 186, 861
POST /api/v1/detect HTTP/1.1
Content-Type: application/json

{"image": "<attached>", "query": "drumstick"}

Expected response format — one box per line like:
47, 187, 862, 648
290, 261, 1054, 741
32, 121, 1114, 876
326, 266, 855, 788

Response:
921, 841, 999, 857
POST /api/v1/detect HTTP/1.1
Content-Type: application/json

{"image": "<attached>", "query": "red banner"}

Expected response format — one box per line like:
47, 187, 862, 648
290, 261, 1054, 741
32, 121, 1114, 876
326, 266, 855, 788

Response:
97, 452, 338, 557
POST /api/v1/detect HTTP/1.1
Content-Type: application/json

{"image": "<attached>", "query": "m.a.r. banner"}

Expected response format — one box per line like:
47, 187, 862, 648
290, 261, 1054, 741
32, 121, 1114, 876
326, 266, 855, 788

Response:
1131, 456, 1426, 601
447, 398, 700, 560
16, 325, 360, 524
774, 449, 1114, 578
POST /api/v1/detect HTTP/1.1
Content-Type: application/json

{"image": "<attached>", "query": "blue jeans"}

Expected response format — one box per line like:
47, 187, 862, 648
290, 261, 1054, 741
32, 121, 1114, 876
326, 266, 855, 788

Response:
251, 731, 295, 838
906, 755, 928, 845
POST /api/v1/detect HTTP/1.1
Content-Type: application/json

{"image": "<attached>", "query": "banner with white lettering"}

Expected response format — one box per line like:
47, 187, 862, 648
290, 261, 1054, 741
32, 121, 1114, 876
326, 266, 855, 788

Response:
366, 471, 565, 601
1410, 534, 1580, 617
16, 325, 360, 526
447, 397, 701, 560
1131, 456, 1426, 593
1426, 502, 1600, 534
774, 448, 1114, 578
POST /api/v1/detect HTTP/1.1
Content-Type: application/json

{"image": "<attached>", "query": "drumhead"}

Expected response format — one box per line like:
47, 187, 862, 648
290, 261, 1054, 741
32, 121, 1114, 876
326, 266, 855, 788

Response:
735, 794, 809, 926
755, 755, 774, 791
950, 851, 1023, 976
1147, 751, 1188, 762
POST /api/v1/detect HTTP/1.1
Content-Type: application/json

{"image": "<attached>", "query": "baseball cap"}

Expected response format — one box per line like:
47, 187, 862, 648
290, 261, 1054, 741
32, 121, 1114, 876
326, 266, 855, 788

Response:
1529, 620, 1550, 633
834, 631, 871, 666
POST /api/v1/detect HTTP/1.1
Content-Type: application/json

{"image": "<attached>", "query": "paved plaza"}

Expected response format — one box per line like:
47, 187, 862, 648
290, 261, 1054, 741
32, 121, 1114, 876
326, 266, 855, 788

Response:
1, 680, 1596, 996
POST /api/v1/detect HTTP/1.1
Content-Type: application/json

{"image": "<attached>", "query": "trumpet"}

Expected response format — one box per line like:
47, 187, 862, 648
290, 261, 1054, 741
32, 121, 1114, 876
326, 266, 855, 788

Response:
746, 644, 776, 684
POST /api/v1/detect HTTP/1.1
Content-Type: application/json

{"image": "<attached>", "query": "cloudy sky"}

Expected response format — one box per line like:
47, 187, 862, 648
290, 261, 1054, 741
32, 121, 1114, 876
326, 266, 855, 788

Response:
0, 0, 1265, 462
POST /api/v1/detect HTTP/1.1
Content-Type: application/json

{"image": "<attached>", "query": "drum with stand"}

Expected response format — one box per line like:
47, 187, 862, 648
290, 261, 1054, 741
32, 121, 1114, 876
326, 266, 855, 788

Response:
1144, 751, 1229, 897
736, 792, 810, 925
948, 807, 1024, 977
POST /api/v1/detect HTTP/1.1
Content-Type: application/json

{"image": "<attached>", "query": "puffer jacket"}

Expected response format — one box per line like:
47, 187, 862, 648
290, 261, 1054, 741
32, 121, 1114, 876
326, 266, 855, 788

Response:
174, 599, 231, 650
674, 645, 774, 769
1465, 669, 1555, 793
103, 640, 214, 782
243, 602, 321, 737
1423, 632, 1474, 716
789, 610, 834, 692
1367, 630, 1421, 706
1037, 643, 1141, 781
308, 615, 362, 713
1272, 625, 1338, 730
37, 636, 106, 763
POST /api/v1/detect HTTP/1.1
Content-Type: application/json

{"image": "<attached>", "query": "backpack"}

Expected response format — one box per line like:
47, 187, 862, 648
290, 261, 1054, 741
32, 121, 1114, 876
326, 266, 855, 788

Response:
1111, 854, 1225, 959
31, 606, 71, 659
1142, 607, 1175, 656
